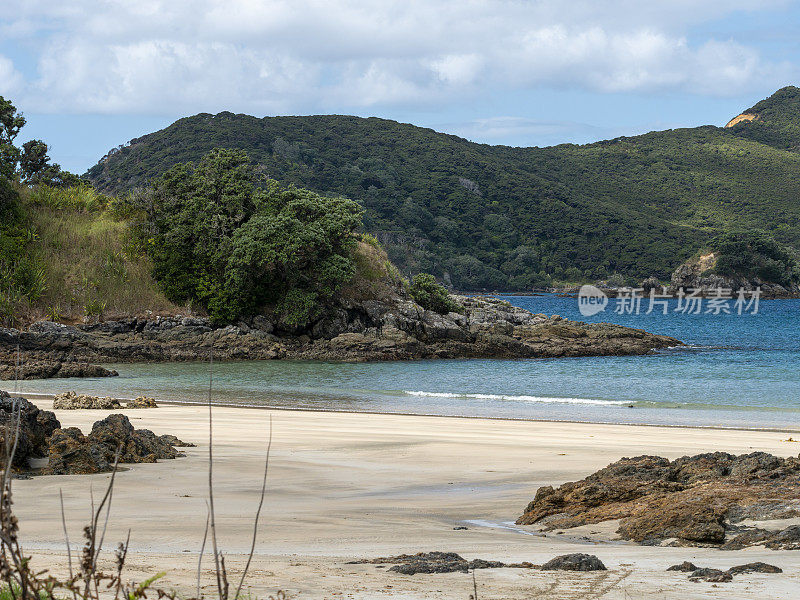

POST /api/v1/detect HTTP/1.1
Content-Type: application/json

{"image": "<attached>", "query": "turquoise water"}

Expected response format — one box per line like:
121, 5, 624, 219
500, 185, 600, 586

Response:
17, 296, 800, 430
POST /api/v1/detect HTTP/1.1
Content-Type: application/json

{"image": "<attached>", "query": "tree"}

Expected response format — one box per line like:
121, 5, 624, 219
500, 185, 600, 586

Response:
0, 97, 25, 180
19, 140, 50, 182
141, 148, 364, 325
0, 96, 79, 185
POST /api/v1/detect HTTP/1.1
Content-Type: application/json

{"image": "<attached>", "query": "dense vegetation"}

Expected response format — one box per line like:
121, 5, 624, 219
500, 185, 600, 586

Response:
408, 273, 463, 315
0, 96, 401, 327
137, 149, 364, 325
711, 231, 800, 287
87, 87, 800, 290
728, 86, 800, 152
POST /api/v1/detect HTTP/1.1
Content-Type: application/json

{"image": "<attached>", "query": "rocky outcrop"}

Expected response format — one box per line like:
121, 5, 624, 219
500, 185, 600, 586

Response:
667, 253, 799, 298
722, 525, 800, 551
0, 392, 186, 475
0, 360, 117, 380
52, 392, 158, 410
54, 391, 121, 410
44, 413, 187, 475
0, 391, 60, 470
0, 295, 681, 378
517, 452, 800, 549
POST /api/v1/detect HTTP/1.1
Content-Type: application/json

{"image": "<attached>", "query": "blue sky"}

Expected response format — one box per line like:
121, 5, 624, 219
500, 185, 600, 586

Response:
1, 0, 799, 174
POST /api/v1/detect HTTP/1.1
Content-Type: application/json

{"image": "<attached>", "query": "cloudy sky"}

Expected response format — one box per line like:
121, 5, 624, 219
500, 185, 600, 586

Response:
2, 0, 799, 173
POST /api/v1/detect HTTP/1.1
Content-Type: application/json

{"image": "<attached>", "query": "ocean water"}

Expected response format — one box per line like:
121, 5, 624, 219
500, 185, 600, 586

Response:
16, 295, 800, 430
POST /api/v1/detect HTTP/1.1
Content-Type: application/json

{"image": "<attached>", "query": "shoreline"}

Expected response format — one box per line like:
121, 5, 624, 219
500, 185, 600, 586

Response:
17, 390, 800, 434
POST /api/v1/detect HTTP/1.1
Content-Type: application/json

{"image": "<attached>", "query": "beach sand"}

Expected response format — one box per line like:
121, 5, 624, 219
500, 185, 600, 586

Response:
14, 398, 800, 599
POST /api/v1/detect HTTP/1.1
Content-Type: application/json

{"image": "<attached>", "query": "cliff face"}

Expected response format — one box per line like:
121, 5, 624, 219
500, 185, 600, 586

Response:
0, 294, 681, 379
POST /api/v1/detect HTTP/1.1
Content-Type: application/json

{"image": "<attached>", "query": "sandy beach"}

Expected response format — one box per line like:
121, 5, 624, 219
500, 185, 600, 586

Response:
14, 398, 800, 599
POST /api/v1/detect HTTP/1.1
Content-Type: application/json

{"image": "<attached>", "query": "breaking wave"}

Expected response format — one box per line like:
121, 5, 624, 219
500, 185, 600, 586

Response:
403, 390, 629, 406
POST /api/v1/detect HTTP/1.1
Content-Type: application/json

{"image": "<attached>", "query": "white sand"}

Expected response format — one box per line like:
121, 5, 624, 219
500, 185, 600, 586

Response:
14, 399, 800, 599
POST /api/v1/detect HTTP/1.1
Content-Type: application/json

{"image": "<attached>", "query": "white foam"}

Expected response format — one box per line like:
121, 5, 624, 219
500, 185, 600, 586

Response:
403, 390, 628, 406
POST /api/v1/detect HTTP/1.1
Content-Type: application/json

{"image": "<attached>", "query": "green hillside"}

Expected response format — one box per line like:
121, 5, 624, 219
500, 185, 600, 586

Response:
86, 87, 800, 290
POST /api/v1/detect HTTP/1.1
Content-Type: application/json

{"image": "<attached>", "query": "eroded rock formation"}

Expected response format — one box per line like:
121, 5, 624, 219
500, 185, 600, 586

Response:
517, 452, 800, 549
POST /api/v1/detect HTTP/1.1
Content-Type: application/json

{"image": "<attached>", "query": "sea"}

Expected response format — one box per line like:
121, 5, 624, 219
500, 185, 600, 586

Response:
16, 295, 800, 430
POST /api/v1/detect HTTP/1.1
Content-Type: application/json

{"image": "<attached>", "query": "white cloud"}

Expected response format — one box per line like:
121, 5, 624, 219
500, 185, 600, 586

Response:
0, 55, 23, 95
0, 0, 795, 114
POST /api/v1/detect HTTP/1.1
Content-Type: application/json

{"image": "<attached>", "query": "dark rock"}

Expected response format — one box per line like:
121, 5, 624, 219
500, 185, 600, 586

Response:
688, 568, 732, 583
0, 391, 61, 470
539, 553, 606, 572
43, 412, 187, 475
0, 361, 117, 380
723, 526, 800, 551
517, 451, 800, 548
44, 428, 110, 475
349, 552, 506, 575
727, 562, 782, 575
158, 434, 195, 447
667, 561, 698, 572
90, 414, 182, 463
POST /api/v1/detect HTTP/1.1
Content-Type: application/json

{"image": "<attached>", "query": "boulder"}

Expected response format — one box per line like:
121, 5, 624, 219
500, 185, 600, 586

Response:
666, 562, 698, 572
0, 391, 61, 469
90, 414, 181, 464
688, 568, 732, 583
539, 554, 606, 572
727, 562, 782, 575
126, 396, 158, 409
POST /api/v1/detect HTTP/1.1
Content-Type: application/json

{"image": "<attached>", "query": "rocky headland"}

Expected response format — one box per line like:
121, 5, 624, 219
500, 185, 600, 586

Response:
0, 295, 680, 379
517, 451, 800, 550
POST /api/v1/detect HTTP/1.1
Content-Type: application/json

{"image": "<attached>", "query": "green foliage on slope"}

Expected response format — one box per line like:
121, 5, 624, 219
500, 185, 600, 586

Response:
137, 148, 364, 325
408, 273, 463, 315
711, 230, 800, 287
86, 87, 800, 290
728, 85, 800, 152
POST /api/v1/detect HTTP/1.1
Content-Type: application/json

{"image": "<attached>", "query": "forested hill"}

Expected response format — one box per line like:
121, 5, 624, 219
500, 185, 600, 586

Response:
86, 86, 800, 290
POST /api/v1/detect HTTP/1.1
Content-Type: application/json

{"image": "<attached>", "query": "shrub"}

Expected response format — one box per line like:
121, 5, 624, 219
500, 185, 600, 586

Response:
409, 273, 463, 314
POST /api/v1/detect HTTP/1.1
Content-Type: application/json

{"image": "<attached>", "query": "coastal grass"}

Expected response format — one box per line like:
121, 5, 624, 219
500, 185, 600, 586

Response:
17, 185, 181, 323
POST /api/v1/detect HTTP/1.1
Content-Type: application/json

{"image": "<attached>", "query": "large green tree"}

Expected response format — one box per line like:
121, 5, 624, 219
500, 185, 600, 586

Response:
140, 148, 364, 325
